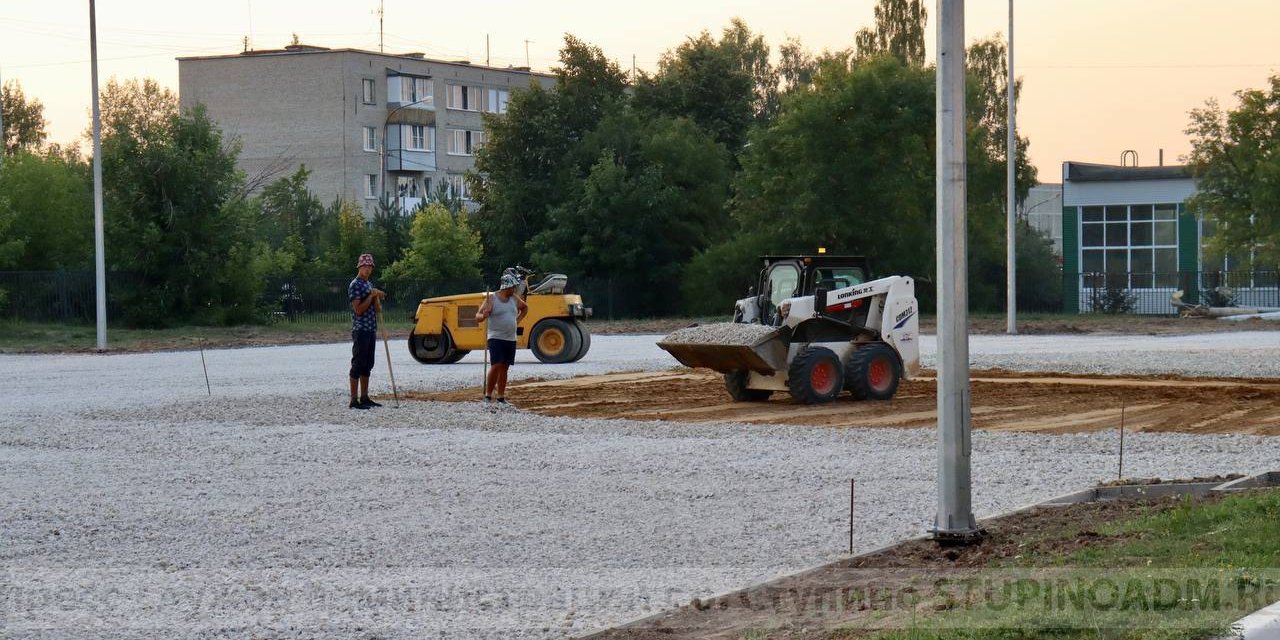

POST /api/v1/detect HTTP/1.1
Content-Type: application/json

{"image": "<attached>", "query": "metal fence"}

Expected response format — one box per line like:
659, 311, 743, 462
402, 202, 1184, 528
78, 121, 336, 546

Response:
2, 269, 1276, 324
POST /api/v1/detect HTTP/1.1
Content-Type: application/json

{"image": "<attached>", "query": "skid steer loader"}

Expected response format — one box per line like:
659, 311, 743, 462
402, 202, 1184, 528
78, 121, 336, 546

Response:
658, 255, 920, 404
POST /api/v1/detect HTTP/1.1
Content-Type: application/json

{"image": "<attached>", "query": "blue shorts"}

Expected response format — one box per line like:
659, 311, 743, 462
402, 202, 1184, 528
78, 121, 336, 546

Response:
487, 338, 516, 365
349, 330, 377, 379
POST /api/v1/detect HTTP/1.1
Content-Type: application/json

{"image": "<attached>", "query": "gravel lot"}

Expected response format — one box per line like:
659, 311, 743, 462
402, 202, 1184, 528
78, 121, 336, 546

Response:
3, 331, 1278, 638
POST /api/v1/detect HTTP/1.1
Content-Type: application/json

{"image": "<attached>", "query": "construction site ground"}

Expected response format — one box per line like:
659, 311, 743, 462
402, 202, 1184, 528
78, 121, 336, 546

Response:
410, 368, 1280, 436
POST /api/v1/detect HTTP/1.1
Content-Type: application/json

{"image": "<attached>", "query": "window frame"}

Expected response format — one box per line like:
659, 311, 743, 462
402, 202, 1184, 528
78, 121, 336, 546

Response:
364, 174, 378, 199
362, 126, 377, 152
361, 78, 376, 105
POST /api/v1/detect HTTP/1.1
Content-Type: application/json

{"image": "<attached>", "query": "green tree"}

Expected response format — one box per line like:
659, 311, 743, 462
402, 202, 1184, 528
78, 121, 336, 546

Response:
2, 80, 48, 154
368, 197, 410, 271
0, 149, 92, 268
530, 110, 729, 314
854, 0, 928, 67
707, 51, 1037, 314
1186, 75, 1280, 267
778, 37, 819, 94
100, 78, 257, 325
633, 19, 775, 153
257, 165, 325, 254
472, 35, 628, 272
383, 202, 482, 283
0, 193, 25, 269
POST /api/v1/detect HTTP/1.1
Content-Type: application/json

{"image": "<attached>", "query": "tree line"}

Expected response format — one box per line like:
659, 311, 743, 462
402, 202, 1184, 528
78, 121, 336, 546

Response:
4, 0, 1276, 325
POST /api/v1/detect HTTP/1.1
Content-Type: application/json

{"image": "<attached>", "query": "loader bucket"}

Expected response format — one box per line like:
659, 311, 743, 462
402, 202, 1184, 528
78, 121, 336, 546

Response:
657, 328, 788, 375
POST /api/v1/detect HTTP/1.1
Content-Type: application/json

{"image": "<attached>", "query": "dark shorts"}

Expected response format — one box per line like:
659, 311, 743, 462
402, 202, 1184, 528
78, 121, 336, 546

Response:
350, 330, 377, 379
487, 338, 516, 366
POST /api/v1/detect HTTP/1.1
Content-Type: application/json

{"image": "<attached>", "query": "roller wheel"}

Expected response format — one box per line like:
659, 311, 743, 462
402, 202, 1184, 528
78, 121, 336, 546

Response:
787, 345, 844, 404
846, 342, 901, 401
408, 328, 452, 364
567, 320, 591, 362
530, 318, 581, 364
724, 369, 772, 402
440, 349, 470, 364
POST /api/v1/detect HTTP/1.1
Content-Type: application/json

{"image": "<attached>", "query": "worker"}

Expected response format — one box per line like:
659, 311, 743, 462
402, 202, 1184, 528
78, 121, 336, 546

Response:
347, 253, 385, 409
475, 272, 528, 404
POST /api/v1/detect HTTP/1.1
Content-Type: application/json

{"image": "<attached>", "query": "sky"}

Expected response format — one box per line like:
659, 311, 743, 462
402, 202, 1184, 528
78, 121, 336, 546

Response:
2, 0, 1278, 182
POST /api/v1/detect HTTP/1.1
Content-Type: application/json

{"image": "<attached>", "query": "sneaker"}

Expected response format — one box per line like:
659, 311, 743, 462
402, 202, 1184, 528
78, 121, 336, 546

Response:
360, 397, 383, 408
349, 398, 369, 410
483, 395, 492, 403
496, 397, 508, 405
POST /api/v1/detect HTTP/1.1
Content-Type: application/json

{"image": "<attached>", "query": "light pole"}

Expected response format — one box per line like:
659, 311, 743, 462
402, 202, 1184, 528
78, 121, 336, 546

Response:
380, 94, 434, 211
1006, 0, 1017, 335
934, 0, 981, 544
90, 0, 107, 351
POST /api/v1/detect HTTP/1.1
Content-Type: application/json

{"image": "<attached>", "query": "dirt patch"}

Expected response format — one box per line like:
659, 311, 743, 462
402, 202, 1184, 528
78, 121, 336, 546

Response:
405, 368, 1280, 436
587, 315, 1280, 336
585, 492, 1234, 640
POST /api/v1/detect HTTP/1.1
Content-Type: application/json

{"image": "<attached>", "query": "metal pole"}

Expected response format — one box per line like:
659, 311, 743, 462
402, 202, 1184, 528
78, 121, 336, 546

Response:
90, 0, 107, 352
933, 0, 979, 543
1005, 0, 1017, 335
1, 64, 6, 167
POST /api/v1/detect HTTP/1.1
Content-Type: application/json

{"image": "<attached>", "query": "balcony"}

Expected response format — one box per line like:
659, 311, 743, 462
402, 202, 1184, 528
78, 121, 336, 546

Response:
395, 196, 424, 212
386, 149, 434, 172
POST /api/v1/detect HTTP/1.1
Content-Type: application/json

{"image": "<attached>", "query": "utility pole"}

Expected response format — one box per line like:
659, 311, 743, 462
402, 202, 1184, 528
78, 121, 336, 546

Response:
1, 65, 5, 168
632, 54, 637, 82
378, 0, 384, 53
524, 40, 532, 68
933, 0, 980, 544
90, 0, 107, 351
486, 34, 490, 66
1006, 0, 1017, 335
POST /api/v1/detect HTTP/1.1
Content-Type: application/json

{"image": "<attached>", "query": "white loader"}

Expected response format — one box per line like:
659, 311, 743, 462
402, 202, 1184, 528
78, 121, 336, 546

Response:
659, 255, 920, 404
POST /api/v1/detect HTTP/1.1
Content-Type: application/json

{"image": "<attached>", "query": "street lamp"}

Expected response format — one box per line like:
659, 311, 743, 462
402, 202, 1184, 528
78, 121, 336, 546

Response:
381, 93, 434, 212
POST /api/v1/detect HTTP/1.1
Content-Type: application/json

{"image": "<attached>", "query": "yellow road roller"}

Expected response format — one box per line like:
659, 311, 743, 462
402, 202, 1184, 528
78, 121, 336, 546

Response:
408, 267, 592, 364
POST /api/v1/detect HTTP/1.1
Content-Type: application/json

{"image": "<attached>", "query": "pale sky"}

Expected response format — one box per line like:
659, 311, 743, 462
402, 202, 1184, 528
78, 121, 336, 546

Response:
2, 0, 1278, 182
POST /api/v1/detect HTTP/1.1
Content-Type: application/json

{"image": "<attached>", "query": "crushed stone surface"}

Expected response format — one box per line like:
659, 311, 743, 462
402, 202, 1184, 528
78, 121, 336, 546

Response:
659, 322, 779, 346
3, 331, 1278, 637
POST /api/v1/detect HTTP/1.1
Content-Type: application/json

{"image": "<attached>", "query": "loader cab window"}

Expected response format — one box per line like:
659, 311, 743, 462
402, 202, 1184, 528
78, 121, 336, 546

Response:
811, 267, 867, 293
764, 263, 800, 325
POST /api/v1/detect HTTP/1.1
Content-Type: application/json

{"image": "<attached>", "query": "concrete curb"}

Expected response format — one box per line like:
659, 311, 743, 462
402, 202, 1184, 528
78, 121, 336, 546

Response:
579, 470, 1280, 639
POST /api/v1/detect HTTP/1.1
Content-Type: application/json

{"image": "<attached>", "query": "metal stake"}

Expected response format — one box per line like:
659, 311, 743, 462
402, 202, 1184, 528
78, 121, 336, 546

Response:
199, 338, 211, 396
1118, 404, 1126, 481
849, 478, 855, 555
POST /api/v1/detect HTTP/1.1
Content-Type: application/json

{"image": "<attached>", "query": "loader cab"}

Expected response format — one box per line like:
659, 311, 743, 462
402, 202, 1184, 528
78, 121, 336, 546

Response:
756, 255, 872, 326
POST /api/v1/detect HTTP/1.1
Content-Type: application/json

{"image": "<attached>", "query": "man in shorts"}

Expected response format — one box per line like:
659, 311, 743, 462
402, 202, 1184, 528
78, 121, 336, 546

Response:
348, 253, 385, 409
475, 273, 528, 404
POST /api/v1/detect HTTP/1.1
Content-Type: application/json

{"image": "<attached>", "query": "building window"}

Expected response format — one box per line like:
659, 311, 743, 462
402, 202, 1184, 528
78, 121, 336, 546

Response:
448, 129, 484, 155
446, 174, 469, 200
364, 174, 379, 199
447, 84, 482, 111
362, 127, 377, 152
1081, 203, 1178, 288
362, 78, 376, 104
402, 125, 435, 151
486, 88, 509, 114
396, 176, 420, 199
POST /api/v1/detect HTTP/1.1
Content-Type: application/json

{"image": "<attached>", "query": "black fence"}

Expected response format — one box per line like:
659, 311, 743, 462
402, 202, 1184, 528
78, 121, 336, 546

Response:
2, 269, 1276, 324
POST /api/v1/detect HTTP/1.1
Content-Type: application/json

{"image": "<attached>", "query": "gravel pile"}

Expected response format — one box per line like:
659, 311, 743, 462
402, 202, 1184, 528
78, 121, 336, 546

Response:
3, 332, 1279, 638
660, 322, 778, 346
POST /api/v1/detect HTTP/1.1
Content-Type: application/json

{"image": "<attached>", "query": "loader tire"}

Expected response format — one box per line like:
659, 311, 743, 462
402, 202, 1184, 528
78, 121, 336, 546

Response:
566, 319, 591, 362
724, 370, 772, 402
787, 346, 844, 404
409, 329, 453, 364
846, 342, 901, 401
530, 318, 581, 364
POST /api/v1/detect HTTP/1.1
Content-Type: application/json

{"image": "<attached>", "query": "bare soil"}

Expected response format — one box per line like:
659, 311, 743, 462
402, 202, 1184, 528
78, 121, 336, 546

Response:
584, 492, 1236, 640
408, 368, 1280, 435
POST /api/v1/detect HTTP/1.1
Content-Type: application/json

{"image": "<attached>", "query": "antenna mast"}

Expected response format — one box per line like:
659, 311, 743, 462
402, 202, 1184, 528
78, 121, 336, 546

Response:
378, 0, 385, 52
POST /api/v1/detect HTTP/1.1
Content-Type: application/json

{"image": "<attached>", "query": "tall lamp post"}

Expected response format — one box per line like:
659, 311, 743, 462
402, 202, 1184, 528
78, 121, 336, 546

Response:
90, 0, 107, 351
934, 0, 981, 544
1006, 0, 1017, 335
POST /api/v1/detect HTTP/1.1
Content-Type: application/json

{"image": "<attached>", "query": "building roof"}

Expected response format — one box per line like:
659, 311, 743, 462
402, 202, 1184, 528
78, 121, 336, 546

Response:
1064, 162, 1191, 182
177, 45, 554, 78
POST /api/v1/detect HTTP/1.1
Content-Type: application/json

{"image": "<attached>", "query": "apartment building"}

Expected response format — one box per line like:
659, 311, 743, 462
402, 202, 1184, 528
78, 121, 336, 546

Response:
178, 44, 555, 216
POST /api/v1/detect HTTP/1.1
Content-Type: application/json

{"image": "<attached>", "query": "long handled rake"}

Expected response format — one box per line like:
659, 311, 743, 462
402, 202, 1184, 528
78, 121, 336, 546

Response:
482, 287, 490, 400
375, 301, 400, 408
